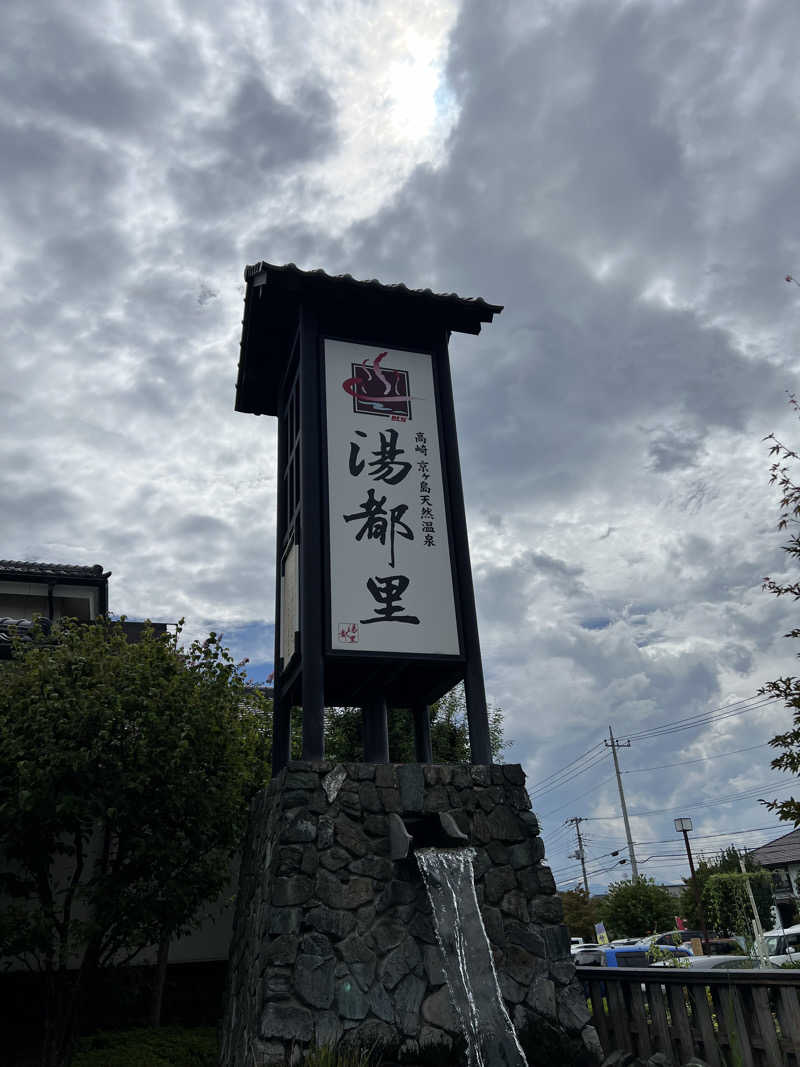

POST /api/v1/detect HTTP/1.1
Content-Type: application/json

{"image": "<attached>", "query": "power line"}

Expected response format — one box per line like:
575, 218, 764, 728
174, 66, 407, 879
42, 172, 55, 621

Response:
631, 824, 784, 846
547, 826, 782, 878
623, 742, 772, 774
625, 694, 777, 742
583, 781, 781, 820
571, 845, 626, 872
637, 853, 687, 862
584, 859, 630, 878
541, 822, 576, 844
527, 740, 606, 793
528, 746, 608, 799
550, 860, 583, 876
537, 776, 615, 819
531, 695, 780, 815
529, 753, 611, 801
626, 693, 774, 738
535, 691, 778, 796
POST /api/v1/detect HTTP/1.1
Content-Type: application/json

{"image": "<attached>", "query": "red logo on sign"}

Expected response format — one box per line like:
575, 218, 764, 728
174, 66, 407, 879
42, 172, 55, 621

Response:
337, 623, 359, 644
342, 352, 412, 420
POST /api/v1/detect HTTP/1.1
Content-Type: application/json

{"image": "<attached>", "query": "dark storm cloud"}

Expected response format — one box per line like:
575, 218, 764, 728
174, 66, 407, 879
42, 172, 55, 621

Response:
8, 487, 86, 527
719, 643, 753, 676
167, 76, 336, 216
170, 514, 233, 541
0, 120, 127, 241
646, 425, 707, 472
475, 550, 588, 624
212, 78, 334, 167
0, 6, 165, 131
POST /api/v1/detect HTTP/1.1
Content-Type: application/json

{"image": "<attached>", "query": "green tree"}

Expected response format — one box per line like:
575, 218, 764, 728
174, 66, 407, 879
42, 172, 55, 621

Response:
322, 683, 508, 764
762, 403, 800, 824
599, 876, 675, 940
0, 618, 269, 1067
560, 887, 598, 943
702, 869, 773, 939
678, 845, 772, 932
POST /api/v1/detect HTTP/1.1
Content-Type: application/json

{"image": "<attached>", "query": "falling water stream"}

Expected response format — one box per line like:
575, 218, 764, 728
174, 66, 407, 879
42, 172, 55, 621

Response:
416, 848, 529, 1067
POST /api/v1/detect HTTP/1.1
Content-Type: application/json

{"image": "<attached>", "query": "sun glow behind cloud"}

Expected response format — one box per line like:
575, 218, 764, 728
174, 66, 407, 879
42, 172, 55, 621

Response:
291, 0, 461, 229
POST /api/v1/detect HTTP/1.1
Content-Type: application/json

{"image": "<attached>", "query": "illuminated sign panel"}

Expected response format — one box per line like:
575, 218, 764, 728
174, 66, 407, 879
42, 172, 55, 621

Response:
323, 339, 460, 656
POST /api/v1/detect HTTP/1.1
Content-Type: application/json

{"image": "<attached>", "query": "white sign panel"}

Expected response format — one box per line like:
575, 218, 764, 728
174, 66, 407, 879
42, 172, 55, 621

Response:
324, 339, 460, 655
280, 538, 298, 668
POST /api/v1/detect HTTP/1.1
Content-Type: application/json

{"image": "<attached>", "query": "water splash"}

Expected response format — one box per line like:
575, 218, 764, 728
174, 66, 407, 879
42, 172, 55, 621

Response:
416, 848, 528, 1067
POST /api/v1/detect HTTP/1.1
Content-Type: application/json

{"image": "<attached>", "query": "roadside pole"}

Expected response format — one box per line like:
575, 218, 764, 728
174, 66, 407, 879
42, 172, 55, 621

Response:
567, 817, 590, 895
674, 817, 709, 945
739, 853, 770, 965
605, 725, 639, 880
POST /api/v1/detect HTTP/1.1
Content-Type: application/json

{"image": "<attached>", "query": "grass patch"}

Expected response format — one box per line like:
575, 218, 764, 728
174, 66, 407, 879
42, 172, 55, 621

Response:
71, 1026, 218, 1067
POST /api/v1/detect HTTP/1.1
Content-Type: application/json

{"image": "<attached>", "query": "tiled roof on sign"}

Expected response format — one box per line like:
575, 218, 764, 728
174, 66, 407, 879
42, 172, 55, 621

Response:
236, 260, 503, 418
0, 560, 110, 580
243, 261, 504, 320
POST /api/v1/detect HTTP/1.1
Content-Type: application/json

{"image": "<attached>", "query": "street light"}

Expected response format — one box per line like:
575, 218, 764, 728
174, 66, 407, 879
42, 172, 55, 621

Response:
674, 817, 708, 944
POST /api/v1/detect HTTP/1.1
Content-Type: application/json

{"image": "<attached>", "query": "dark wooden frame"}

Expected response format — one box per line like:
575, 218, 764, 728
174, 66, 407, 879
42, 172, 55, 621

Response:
235, 263, 502, 770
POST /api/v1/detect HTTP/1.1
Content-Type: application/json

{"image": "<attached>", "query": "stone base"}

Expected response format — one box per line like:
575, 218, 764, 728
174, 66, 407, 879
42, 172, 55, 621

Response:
220, 762, 600, 1066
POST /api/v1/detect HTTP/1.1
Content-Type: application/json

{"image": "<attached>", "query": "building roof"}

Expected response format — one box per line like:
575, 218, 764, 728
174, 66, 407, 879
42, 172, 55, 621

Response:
0, 560, 110, 581
236, 261, 503, 417
751, 828, 800, 867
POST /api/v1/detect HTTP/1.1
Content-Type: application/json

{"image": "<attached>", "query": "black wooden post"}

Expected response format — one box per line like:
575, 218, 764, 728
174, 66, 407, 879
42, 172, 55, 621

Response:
412, 703, 433, 763
272, 390, 291, 774
299, 304, 325, 760
362, 698, 389, 763
435, 330, 492, 765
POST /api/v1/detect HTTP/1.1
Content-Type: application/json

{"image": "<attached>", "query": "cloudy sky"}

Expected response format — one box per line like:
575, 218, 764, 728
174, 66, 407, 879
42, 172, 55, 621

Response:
4, 0, 800, 895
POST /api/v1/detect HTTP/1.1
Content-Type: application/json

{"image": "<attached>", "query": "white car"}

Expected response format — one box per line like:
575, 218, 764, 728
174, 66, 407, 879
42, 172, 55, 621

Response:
763, 923, 800, 966
570, 941, 600, 956
682, 954, 779, 971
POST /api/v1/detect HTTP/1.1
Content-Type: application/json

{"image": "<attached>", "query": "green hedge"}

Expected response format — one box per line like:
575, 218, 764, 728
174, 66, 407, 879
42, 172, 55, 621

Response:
71, 1026, 218, 1067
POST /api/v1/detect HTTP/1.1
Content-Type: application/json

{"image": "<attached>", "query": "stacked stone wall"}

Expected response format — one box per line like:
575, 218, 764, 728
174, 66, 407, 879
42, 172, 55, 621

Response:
221, 762, 601, 1066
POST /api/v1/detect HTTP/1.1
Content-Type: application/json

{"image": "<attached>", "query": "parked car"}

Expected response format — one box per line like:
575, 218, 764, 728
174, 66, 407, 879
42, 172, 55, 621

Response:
570, 941, 599, 956
682, 954, 779, 971
651, 928, 705, 947
574, 943, 692, 968
764, 924, 800, 966
690, 938, 745, 956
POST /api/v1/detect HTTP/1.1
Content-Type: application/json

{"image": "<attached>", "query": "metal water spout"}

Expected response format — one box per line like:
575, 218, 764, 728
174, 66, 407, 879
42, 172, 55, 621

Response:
387, 811, 469, 860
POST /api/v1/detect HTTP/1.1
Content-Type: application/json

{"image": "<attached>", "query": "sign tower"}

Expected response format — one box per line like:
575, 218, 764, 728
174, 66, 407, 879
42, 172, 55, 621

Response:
235, 263, 502, 770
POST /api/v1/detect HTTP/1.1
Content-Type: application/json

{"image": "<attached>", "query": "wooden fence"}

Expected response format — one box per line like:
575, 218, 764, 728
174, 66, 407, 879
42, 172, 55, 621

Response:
575, 965, 800, 1066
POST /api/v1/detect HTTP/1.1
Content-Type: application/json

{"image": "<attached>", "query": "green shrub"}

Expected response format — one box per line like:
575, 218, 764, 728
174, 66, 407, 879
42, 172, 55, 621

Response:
71, 1026, 218, 1067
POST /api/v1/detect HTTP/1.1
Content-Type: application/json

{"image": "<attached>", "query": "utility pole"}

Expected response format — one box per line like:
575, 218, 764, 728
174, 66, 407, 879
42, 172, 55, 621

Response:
567, 817, 590, 894
739, 853, 771, 966
605, 725, 639, 880
674, 817, 708, 944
